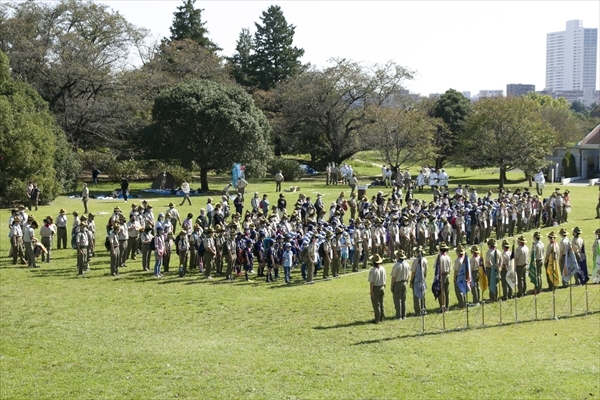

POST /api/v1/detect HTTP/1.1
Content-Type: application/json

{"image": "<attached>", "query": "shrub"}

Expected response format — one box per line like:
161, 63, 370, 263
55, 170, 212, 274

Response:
268, 158, 304, 181
561, 151, 579, 178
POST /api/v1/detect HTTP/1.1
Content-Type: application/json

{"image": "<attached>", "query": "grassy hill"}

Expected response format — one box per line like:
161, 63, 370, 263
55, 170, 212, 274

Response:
1, 168, 599, 399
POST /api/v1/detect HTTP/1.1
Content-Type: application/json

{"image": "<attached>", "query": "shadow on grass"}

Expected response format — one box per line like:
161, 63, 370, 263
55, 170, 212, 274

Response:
350, 310, 600, 346
314, 320, 376, 330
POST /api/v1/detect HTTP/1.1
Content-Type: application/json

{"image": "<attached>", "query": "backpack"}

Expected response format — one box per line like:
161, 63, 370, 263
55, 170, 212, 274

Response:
197, 238, 205, 257
149, 236, 156, 251
300, 246, 309, 263
104, 236, 111, 251
318, 242, 326, 258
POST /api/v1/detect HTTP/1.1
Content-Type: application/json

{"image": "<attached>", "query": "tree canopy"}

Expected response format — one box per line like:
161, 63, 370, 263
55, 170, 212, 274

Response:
0, 51, 79, 205
0, 0, 147, 151
366, 101, 437, 172
431, 89, 472, 169
168, 0, 221, 53
147, 80, 271, 190
276, 59, 414, 164
456, 96, 554, 187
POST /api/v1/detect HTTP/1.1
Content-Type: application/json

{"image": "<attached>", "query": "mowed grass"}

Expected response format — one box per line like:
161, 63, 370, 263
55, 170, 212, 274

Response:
1, 167, 599, 399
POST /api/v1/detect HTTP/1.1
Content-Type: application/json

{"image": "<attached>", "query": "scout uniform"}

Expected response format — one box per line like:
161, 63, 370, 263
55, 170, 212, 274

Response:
368, 254, 386, 323
390, 250, 410, 320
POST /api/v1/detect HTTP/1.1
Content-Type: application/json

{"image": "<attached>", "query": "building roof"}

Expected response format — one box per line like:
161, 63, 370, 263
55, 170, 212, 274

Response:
576, 124, 600, 148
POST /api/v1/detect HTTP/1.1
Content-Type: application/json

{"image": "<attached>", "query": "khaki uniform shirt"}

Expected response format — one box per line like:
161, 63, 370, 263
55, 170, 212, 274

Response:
514, 245, 529, 266
391, 261, 411, 282
368, 266, 386, 286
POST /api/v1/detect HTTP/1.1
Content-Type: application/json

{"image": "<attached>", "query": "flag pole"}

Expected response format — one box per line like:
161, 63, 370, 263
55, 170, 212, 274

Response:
585, 282, 589, 313
569, 276, 573, 315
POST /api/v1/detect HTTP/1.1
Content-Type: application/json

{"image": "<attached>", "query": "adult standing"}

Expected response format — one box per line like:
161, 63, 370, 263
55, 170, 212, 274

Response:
306, 233, 318, 284
234, 193, 244, 215
30, 183, 40, 211
390, 250, 410, 320
437, 242, 452, 312
237, 177, 248, 201
75, 222, 89, 274
368, 254, 386, 323
120, 177, 129, 202
153, 226, 165, 278
453, 245, 466, 309
109, 223, 120, 276
469, 245, 482, 304
23, 217, 37, 268
411, 245, 428, 316
180, 180, 192, 206
531, 231, 545, 293
140, 227, 153, 272
10, 217, 25, 265
40, 216, 56, 263
545, 231, 560, 290
485, 238, 502, 301
202, 228, 217, 279
274, 170, 284, 192
55, 209, 68, 250
514, 236, 529, 297
126, 214, 140, 261
82, 183, 89, 214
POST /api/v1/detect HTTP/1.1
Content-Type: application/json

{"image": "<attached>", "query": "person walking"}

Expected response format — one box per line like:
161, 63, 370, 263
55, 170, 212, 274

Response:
180, 180, 192, 206
82, 183, 89, 214
120, 177, 129, 202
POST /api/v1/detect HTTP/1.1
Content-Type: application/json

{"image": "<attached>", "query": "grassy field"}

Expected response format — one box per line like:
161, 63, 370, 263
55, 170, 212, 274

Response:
1, 166, 599, 399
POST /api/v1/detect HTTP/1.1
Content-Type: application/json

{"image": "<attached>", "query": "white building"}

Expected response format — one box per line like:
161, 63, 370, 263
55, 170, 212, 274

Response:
476, 90, 503, 99
545, 20, 598, 92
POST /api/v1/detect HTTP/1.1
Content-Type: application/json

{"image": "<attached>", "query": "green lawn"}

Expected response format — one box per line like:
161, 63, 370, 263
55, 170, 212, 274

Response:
1, 168, 599, 399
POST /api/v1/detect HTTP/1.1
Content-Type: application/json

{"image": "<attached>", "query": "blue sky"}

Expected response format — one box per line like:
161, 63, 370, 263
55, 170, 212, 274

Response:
99, 1, 600, 95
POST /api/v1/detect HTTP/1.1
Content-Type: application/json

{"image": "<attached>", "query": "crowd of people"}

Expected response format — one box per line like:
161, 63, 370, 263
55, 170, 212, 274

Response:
6, 170, 600, 321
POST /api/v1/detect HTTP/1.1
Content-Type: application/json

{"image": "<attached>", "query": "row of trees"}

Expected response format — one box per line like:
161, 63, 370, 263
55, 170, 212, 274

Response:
1, 0, 598, 198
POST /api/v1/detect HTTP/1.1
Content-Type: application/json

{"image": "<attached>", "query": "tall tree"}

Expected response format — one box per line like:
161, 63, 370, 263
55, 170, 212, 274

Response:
168, 0, 221, 53
366, 103, 438, 173
251, 5, 304, 90
0, 0, 147, 151
431, 89, 472, 169
456, 96, 554, 187
228, 28, 255, 87
147, 80, 271, 190
277, 59, 414, 164
0, 51, 79, 205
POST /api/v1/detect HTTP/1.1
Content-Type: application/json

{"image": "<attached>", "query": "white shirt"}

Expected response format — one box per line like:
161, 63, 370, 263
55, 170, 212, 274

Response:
181, 182, 190, 194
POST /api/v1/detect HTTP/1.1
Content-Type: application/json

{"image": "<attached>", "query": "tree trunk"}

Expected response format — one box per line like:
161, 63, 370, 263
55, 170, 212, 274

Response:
274, 135, 281, 157
200, 167, 209, 191
499, 166, 507, 188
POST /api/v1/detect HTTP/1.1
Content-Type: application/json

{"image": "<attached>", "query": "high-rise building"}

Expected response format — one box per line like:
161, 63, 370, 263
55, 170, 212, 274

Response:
506, 84, 535, 97
545, 20, 598, 91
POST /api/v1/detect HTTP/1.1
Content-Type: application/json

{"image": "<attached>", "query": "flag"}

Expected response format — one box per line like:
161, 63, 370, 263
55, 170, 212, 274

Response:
413, 256, 427, 300
506, 255, 516, 291
456, 255, 471, 294
489, 251, 498, 296
593, 239, 600, 284
546, 251, 560, 288
432, 255, 441, 300
562, 247, 580, 284
479, 265, 488, 293
576, 244, 589, 285
528, 247, 539, 288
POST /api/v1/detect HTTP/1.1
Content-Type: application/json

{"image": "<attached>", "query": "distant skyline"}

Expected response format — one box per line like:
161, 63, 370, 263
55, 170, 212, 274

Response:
96, 0, 600, 95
